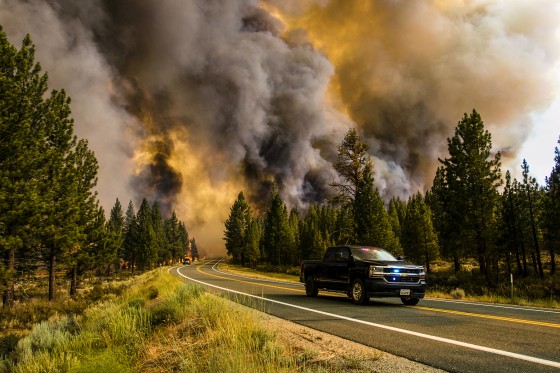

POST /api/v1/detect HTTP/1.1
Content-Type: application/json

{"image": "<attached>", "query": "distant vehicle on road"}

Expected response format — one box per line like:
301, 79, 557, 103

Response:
300, 246, 426, 305
183, 258, 191, 265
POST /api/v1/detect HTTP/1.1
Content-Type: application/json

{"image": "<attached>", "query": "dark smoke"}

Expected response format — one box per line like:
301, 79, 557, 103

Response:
2, 0, 559, 254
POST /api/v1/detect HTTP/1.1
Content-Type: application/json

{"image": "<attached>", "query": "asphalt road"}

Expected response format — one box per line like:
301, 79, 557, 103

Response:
170, 259, 560, 373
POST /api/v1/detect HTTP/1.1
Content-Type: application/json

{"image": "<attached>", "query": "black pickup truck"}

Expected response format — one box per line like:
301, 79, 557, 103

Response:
300, 245, 426, 305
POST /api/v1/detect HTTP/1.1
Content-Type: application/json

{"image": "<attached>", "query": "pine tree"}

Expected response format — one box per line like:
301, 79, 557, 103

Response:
333, 205, 353, 245
388, 197, 406, 244
179, 222, 190, 260
150, 201, 166, 265
287, 208, 301, 266
438, 110, 502, 284
401, 193, 439, 272
299, 206, 328, 260
262, 188, 291, 266
65, 139, 102, 295
107, 199, 125, 271
123, 201, 139, 272
136, 198, 157, 271
520, 160, 544, 278
543, 136, 560, 274
330, 128, 371, 208
190, 237, 199, 260
499, 171, 524, 276
353, 163, 401, 254
164, 211, 183, 264
1, 31, 49, 306
224, 192, 251, 265
429, 167, 464, 272
244, 218, 263, 267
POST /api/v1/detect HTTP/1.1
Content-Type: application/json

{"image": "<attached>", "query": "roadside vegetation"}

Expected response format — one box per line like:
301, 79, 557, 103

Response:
2, 269, 383, 372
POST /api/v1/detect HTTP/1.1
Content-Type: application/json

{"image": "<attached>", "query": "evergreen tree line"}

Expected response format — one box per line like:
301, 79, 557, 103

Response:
117, 198, 196, 274
225, 111, 560, 289
0, 30, 192, 307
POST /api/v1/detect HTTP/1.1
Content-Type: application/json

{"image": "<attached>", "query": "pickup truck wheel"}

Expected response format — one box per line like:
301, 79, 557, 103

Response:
401, 297, 420, 306
350, 279, 369, 305
305, 276, 318, 297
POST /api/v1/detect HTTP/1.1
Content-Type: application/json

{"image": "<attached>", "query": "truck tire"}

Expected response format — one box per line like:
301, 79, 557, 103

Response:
401, 297, 420, 306
305, 276, 318, 297
350, 279, 369, 305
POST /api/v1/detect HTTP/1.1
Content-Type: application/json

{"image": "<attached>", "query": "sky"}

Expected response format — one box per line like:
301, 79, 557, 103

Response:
520, 93, 560, 185
1, 0, 559, 255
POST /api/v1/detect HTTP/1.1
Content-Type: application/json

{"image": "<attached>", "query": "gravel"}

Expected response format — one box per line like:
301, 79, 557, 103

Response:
259, 309, 446, 372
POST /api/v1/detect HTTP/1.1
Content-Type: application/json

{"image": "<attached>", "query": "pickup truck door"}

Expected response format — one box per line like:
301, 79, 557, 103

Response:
318, 247, 351, 290
335, 247, 351, 286
316, 247, 338, 286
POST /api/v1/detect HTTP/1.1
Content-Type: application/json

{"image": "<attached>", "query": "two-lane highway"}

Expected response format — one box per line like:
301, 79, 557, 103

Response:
170, 259, 560, 372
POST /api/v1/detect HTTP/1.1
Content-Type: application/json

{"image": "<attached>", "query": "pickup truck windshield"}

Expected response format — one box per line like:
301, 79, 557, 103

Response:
350, 247, 397, 261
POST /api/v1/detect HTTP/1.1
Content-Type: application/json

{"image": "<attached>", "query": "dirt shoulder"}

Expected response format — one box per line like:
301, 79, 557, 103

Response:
261, 309, 445, 372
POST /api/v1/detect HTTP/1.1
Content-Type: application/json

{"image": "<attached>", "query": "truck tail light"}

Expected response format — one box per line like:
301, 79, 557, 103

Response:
369, 266, 384, 278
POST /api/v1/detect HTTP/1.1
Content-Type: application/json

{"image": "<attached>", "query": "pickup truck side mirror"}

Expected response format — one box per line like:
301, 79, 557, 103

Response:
397, 256, 404, 261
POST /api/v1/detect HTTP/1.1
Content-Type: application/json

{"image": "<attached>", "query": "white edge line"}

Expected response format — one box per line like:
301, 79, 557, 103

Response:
171, 266, 560, 369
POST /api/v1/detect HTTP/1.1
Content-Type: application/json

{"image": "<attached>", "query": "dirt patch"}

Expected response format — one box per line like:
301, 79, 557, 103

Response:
260, 311, 445, 372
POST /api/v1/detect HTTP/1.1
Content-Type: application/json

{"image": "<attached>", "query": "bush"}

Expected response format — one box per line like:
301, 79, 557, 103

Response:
0, 333, 21, 357
450, 288, 466, 299
146, 286, 159, 300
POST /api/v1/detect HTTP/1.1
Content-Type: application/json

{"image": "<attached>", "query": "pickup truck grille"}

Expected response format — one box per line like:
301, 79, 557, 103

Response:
383, 268, 420, 274
384, 275, 420, 283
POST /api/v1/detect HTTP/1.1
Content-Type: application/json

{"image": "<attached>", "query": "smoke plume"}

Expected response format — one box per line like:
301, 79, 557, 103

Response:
1, 0, 559, 255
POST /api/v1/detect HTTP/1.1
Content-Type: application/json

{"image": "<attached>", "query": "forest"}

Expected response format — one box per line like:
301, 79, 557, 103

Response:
224, 115, 560, 299
2, 28, 559, 310
0, 30, 195, 308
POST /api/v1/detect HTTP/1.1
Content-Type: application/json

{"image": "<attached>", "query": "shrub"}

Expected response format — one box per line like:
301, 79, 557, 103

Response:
450, 288, 466, 299
146, 286, 159, 300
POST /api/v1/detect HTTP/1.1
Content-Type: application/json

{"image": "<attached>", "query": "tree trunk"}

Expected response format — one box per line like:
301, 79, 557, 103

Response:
49, 244, 56, 301
2, 248, 15, 308
551, 248, 556, 275
531, 252, 537, 277
520, 241, 528, 277
528, 193, 544, 278
425, 251, 430, 273
70, 265, 78, 297
453, 251, 461, 273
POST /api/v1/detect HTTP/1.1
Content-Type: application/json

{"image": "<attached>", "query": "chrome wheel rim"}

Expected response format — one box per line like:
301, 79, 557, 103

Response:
352, 283, 362, 300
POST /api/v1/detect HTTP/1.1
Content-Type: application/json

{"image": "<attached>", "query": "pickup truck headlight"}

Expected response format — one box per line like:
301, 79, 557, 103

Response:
420, 266, 426, 281
369, 266, 384, 278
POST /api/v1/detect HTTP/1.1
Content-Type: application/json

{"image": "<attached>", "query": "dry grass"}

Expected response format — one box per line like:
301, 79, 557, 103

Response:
2, 269, 407, 372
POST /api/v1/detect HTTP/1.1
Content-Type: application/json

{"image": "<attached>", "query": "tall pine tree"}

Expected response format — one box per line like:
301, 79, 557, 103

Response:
543, 136, 560, 274
437, 110, 502, 284
224, 192, 251, 265
1, 31, 50, 306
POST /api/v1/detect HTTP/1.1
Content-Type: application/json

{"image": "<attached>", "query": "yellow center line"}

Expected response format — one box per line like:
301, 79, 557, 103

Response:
194, 261, 345, 298
190, 261, 560, 329
412, 306, 560, 329
195, 261, 306, 293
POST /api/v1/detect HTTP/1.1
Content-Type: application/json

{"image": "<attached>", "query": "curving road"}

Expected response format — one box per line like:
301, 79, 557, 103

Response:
170, 259, 560, 373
